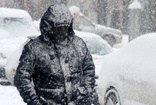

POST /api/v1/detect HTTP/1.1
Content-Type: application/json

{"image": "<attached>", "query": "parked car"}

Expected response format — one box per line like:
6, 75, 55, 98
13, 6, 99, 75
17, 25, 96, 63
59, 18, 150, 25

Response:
0, 7, 40, 84
73, 12, 122, 46
98, 33, 156, 105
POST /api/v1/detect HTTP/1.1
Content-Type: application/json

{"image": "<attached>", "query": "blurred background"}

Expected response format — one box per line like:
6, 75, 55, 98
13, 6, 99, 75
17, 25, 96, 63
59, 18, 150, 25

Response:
0, 0, 156, 39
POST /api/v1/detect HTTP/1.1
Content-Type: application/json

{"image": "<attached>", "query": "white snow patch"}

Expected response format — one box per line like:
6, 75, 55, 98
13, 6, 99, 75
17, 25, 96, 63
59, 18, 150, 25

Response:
124, 100, 146, 105
0, 7, 31, 19
0, 29, 10, 39
0, 85, 26, 105
99, 33, 156, 86
129, 0, 142, 9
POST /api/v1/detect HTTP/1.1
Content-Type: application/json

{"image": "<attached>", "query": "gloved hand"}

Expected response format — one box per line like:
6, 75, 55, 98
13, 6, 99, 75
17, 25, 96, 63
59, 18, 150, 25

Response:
76, 87, 93, 105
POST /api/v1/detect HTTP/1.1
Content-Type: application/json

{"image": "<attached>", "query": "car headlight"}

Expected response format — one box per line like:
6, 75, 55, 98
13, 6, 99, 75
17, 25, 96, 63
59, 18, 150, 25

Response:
0, 53, 6, 59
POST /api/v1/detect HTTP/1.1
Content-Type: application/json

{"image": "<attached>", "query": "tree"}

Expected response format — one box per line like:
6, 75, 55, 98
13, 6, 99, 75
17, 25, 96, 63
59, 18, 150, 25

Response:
97, 0, 107, 25
149, 0, 156, 32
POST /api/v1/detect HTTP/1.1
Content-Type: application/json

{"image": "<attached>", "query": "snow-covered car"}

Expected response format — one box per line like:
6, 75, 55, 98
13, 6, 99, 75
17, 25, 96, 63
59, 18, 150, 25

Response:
98, 33, 156, 105
5, 30, 113, 85
0, 8, 40, 84
78, 13, 122, 47
69, 6, 122, 47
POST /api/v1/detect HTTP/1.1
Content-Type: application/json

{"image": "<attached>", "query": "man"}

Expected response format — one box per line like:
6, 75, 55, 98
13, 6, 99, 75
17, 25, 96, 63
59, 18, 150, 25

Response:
14, 4, 97, 105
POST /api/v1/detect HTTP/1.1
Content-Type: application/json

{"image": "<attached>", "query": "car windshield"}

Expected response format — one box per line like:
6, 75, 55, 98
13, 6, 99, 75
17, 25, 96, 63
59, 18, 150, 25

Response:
79, 16, 94, 27
0, 17, 37, 37
83, 37, 112, 56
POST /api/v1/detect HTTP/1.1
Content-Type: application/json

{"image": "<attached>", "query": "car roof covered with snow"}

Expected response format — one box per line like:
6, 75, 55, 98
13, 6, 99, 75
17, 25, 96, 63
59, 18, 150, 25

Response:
98, 33, 156, 86
0, 7, 31, 19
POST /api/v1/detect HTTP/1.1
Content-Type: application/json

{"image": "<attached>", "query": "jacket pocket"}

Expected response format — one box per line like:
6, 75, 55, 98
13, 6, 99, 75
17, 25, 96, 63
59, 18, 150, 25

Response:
38, 88, 66, 104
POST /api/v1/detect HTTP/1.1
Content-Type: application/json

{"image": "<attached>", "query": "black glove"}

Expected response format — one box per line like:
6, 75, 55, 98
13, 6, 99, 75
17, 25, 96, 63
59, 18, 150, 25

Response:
76, 87, 93, 105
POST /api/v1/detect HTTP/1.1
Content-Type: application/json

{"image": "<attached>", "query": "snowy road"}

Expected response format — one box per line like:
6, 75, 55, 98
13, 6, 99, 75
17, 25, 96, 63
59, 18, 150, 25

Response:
0, 85, 146, 105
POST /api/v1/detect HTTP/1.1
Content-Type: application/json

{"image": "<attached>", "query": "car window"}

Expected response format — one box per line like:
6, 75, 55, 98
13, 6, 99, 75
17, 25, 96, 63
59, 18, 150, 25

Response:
0, 18, 31, 27
79, 16, 95, 27
0, 18, 37, 37
83, 38, 112, 56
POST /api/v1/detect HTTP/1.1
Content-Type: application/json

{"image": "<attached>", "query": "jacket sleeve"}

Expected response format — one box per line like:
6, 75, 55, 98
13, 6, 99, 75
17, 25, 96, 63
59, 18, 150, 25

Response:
14, 42, 42, 105
83, 42, 95, 87
82, 42, 96, 102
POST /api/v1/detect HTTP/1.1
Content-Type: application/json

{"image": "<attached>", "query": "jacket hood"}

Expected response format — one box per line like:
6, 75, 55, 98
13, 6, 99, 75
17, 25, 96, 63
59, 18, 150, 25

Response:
40, 4, 74, 42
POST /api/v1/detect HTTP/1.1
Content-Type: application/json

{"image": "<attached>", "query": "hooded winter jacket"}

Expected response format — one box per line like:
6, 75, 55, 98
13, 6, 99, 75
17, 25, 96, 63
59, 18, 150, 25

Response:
14, 4, 96, 105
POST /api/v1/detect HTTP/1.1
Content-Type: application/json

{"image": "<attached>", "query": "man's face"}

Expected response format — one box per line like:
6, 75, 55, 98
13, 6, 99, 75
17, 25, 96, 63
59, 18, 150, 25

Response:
48, 26, 69, 43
